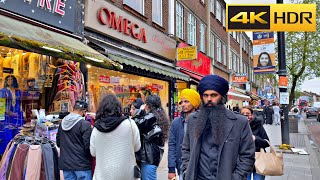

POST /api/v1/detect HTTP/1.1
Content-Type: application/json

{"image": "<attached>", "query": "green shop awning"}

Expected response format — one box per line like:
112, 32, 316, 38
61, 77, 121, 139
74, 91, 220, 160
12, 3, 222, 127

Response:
108, 54, 190, 81
0, 15, 121, 70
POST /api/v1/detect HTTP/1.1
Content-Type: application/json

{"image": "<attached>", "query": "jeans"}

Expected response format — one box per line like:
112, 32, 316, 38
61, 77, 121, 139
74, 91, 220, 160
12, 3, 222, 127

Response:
247, 172, 265, 180
63, 170, 92, 180
141, 163, 157, 180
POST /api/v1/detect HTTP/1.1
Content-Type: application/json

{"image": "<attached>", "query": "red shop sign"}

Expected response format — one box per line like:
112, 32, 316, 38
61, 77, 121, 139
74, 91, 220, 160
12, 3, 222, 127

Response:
176, 43, 211, 76
99, 75, 110, 83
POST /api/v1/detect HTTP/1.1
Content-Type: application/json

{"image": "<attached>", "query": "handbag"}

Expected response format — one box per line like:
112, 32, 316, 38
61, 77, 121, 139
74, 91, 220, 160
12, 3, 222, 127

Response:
129, 119, 141, 178
255, 141, 284, 176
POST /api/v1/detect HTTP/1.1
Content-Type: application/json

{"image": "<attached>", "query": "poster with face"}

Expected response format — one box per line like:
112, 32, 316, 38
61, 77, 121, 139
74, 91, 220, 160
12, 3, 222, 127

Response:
253, 32, 276, 74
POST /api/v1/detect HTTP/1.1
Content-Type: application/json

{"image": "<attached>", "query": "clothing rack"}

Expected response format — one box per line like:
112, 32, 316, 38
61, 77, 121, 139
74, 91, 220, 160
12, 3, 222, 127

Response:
0, 135, 60, 180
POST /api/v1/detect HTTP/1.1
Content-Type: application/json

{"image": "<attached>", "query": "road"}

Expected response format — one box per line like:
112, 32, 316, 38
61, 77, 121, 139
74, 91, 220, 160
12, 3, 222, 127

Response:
303, 115, 320, 164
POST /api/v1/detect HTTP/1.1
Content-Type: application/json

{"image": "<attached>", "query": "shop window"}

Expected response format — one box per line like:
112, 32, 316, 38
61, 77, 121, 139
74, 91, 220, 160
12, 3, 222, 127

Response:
200, 23, 206, 53
0, 46, 86, 126
123, 0, 145, 15
176, 2, 184, 39
187, 13, 196, 46
87, 66, 169, 117
152, 0, 162, 26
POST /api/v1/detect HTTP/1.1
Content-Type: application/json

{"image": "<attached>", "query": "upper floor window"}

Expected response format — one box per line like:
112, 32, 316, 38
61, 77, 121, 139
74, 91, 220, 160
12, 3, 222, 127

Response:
233, 53, 237, 72
216, 1, 222, 22
176, 2, 184, 39
187, 13, 197, 46
152, 0, 162, 26
200, 23, 206, 53
222, 44, 227, 65
210, 0, 214, 13
123, 0, 144, 15
216, 38, 222, 62
210, 32, 215, 58
222, 8, 226, 27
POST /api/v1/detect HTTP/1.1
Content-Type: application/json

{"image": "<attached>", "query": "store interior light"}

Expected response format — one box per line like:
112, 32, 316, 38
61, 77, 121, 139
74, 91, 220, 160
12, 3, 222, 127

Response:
86, 64, 92, 69
85, 56, 104, 63
41, 46, 63, 53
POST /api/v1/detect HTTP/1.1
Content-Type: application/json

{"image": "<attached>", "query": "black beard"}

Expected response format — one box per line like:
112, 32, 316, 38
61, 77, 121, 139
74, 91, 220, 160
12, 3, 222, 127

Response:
196, 103, 226, 145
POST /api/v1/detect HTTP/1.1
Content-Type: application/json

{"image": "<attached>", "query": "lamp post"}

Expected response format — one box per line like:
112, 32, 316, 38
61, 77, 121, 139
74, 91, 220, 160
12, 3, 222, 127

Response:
277, 0, 290, 144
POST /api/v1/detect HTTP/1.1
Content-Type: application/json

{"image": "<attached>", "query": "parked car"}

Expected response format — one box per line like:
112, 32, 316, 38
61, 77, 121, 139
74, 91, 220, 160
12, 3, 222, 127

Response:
306, 107, 318, 118
316, 109, 320, 122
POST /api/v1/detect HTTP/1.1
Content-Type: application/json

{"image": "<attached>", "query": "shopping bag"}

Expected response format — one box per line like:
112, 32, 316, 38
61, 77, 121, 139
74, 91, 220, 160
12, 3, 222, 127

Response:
255, 145, 284, 176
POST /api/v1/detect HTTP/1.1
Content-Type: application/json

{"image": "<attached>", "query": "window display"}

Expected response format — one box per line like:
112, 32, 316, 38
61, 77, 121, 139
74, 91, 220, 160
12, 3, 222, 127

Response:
88, 66, 169, 115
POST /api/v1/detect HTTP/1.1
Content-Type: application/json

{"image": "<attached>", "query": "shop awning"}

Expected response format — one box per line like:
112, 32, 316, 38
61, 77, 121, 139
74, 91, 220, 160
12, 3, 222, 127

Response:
227, 92, 251, 101
0, 15, 121, 70
179, 68, 204, 82
108, 54, 190, 81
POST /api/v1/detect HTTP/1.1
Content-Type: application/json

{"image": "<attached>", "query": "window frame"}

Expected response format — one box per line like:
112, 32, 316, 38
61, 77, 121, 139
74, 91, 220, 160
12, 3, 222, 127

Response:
216, 1, 222, 22
222, 8, 226, 27
222, 43, 227, 66
216, 38, 222, 63
187, 13, 197, 46
123, 0, 145, 15
152, 0, 163, 26
210, 0, 215, 13
176, 2, 184, 39
210, 32, 215, 59
200, 22, 206, 53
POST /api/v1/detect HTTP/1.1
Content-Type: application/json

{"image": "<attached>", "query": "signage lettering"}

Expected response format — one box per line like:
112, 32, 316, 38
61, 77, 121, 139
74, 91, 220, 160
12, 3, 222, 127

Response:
37, 0, 66, 16
98, 8, 147, 43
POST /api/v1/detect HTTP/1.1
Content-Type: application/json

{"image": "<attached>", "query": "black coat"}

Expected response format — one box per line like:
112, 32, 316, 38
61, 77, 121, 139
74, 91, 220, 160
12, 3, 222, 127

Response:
56, 120, 92, 170
133, 110, 164, 166
181, 107, 255, 180
250, 116, 270, 152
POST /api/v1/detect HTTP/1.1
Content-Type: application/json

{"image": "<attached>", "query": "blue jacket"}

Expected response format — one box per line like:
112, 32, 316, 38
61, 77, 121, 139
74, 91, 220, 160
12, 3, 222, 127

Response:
168, 114, 186, 174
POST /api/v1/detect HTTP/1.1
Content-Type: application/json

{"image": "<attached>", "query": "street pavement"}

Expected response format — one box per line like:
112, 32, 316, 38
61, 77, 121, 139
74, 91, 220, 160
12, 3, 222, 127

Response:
157, 114, 320, 180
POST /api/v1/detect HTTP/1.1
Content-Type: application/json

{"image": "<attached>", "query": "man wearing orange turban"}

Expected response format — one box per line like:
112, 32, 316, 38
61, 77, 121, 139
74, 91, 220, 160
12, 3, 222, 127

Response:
168, 88, 200, 180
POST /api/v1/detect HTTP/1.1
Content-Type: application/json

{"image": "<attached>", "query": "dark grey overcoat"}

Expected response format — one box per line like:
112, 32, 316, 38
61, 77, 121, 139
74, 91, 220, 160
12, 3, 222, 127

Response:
181, 108, 255, 180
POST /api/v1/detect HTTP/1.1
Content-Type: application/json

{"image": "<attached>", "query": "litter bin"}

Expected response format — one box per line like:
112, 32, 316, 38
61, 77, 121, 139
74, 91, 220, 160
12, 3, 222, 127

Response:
289, 113, 299, 133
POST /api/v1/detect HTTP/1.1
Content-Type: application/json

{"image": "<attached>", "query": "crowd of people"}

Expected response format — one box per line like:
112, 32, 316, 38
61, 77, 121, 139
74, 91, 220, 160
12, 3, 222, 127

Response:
56, 74, 274, 180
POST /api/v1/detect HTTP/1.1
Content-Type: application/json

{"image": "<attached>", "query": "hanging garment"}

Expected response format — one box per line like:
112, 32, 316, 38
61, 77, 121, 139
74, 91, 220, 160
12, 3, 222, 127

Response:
25, 145, 42, 180
28, 53, 40, 79
22, 52, 31, 79
42, 144, 55, 180
39, 154, 46, 180
12, 51, 22, 78
8, 144, 29, 180
0, 55, 4, 84
3, 52, 13, 79
6, 144, 18, 179
52, 146, 60, 180
0, 143, 16, 179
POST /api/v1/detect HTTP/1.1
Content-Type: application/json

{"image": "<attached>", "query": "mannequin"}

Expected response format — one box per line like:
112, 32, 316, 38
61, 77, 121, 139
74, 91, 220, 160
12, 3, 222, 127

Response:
1, 75, 24, 126
22, 78, 40, 122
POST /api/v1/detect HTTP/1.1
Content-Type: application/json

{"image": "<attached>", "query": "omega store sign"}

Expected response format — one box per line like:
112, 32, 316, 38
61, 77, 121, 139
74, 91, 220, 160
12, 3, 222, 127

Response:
84, 0, 176, 61
0, 0, 77, 33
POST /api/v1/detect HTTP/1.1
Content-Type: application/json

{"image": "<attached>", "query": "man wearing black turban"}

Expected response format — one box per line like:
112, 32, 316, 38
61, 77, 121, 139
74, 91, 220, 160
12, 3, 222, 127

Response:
181, 75, 255, 180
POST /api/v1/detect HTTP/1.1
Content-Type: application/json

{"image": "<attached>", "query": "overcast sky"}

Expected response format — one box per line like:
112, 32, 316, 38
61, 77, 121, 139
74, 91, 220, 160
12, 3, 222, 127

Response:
225, 0, 320, 94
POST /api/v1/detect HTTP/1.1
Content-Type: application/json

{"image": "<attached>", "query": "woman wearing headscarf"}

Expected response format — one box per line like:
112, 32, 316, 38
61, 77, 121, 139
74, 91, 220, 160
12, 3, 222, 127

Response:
241, 106, 270, 180
90, 94, 141, 180
133, 94, 169, 180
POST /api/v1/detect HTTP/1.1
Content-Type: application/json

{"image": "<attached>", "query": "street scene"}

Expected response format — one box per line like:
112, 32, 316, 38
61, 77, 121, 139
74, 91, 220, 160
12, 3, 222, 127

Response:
0, 0, 319, 180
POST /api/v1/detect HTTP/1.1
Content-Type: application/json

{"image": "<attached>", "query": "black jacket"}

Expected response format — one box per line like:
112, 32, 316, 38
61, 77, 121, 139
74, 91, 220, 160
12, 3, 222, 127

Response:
133, 110, 164, 166
57, 119, 92, 170
250, 115, 270, 152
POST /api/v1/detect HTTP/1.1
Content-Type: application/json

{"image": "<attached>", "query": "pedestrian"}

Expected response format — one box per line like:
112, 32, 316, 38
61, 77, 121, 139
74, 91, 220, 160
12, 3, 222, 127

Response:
133, 94, 169, 180
181, 75, 255, 180
57, 100, 93, 180
168, 89, 201, 180
233, 104, 240, 113
263, 103, 274, 125
241, 106, 270, 180
90, 94, 141, 180
130, 98, 144, 117
272, 102, 281, 125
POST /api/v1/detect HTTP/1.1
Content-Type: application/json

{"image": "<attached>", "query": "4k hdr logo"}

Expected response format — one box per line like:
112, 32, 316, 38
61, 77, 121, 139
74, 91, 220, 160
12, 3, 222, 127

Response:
226, 4, 316, 32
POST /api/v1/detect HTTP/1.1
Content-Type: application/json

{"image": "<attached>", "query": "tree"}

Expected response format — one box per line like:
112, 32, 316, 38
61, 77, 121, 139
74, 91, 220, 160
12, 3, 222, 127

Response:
286, 0, 320, 106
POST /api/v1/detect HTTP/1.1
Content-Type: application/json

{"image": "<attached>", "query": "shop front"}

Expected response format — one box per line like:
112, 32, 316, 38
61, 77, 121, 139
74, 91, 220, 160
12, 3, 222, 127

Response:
227, 87, 251, 109
84, 0, 189, 119
0, 0, 120, 155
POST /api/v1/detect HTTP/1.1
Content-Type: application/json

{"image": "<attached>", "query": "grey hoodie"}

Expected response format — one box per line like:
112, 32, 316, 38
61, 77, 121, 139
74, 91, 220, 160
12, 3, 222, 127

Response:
61, 112, 84, 131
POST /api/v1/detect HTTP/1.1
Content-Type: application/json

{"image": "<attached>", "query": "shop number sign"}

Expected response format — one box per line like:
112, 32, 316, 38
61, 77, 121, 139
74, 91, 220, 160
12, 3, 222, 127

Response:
177, 46, 197, 61
99, 75, 110, 83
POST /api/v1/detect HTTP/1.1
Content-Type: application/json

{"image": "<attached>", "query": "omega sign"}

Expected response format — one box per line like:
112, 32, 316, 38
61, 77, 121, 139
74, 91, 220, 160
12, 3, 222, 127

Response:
98, 8, 147, 43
